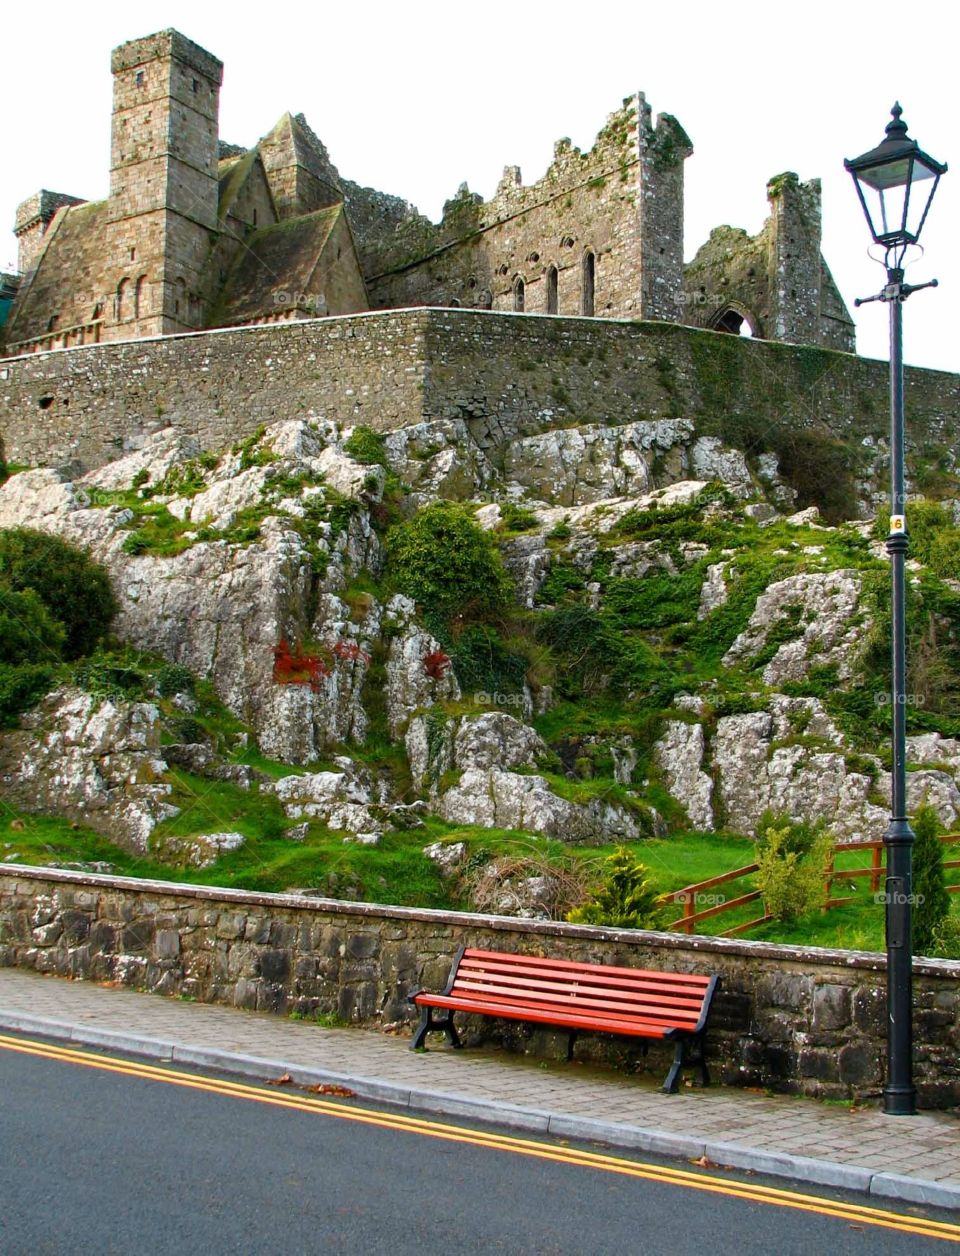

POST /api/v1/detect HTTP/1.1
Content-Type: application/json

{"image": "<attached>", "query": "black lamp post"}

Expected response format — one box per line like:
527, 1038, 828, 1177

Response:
845, 105, 946, 1117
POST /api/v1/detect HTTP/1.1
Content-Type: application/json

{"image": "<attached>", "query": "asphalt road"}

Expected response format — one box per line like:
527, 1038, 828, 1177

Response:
0, 1033, 956, 1256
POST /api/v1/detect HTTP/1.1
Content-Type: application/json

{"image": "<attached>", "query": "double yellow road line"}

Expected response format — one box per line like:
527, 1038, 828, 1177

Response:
1, 1031, 958, 1243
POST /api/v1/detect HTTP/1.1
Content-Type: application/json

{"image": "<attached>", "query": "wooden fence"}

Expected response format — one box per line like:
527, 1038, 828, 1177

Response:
664, 833, 960, 937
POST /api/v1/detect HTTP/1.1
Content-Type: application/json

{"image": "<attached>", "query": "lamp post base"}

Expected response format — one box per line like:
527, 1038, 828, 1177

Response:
883, 1083, 918, 1116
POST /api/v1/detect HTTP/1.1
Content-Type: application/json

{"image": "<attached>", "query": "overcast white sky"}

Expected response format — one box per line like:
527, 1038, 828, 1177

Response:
2, 0, 956, 371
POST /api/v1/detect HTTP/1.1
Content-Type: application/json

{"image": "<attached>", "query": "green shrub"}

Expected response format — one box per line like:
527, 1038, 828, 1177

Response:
387, 502, 513, 627
539, 562, 585, 604
912, 804, 950, 955
498, 502, 539, 534
449, 625, 527, 696
0, 587, 66, 663
931, 913, 960, 960
344, 425, 388, 466
566, 848, 665, 930
755, 820, 832, 921
155, 663, 196, 698
0, 662, 58, 728
0, 528, 117, 658
72, 651, 150, 702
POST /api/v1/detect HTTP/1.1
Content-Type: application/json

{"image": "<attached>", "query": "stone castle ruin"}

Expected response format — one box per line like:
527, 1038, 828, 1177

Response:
3, 28, 854, 356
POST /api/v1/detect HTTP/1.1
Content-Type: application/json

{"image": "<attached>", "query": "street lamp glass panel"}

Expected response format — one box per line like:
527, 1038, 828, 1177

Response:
845, 106, 946, 249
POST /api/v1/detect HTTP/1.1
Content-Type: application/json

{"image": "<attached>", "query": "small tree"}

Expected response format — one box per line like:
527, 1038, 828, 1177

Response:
567, 848, 665, 930
912, 804, 950, 956
755, 818, 832, 922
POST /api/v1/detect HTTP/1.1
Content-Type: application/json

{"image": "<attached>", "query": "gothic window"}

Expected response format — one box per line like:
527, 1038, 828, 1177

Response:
135, 71, 145, 87
92, 302, 104, 320
116, 278, 129, 321
513, 277, 525, 312
546, 266, 559, 314
582, 251, 595, 316
134, 275, 147, 319
710, 305, 757, 338
47, 315, 59, 333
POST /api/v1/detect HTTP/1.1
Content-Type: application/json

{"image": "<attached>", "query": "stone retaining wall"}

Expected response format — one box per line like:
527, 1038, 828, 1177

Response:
2, 866, 958, 1107
2, 309, 958, 475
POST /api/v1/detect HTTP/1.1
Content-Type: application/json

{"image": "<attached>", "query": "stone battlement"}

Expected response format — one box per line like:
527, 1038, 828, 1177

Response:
110, 29, 224, 83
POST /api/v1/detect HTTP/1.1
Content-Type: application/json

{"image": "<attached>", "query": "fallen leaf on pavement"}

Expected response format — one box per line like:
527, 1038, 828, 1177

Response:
268, 1073, 293, 1086
690, 1155, 717, 1168
309, 1084, 356, 1097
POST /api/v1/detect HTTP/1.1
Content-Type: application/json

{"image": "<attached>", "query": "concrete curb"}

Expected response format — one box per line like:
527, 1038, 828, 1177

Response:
3, 1008, 958, 1212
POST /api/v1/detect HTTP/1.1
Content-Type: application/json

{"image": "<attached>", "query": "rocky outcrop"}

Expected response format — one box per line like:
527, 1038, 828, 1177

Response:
654, 721, 714, 831
0, 688, 177, 852
723, 570, 867, 684
406, 712, 643, 842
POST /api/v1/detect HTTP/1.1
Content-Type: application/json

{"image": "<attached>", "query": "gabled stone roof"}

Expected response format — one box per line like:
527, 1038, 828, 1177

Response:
214, 205, 344, 323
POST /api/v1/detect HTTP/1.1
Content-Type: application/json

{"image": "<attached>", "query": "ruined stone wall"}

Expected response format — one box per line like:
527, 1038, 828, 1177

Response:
0, 313, 430, 474
683, 175, 856, 352
2, 866, 958, 1106
2, 309, 958, 475
363, 96, 691, 324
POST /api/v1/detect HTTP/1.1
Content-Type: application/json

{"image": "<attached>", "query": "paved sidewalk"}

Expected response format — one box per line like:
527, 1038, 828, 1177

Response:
1, 967, 957, 1209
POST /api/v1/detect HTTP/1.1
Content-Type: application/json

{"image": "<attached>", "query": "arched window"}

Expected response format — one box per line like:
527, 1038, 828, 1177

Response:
116, 278, 129, 321
582, 252, 595, 316
710, 305, 758, 339
546, 266, 558, 314
133, 275, 147, 320
513, 277, 525, 312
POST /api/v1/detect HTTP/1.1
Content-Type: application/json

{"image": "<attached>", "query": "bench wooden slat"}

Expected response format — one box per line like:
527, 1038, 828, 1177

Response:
450, 980, 702, 1024
460, 948, 711, 989
458, 961, 709, 999
417, 993, 673, 1039
453, 967, 708, 1011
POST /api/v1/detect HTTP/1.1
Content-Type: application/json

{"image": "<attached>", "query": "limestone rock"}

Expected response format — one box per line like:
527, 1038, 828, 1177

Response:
384, 596, 460, 737
654, 721, 714, 830
502, 419, 697, 506
423, 841, 466, 877
155, 831, 245, 868
438, 768, 642, 842
723, 570, 867, 684
697, 562, 728, 619
689, 437, 752, 497
0, 687, 177, 852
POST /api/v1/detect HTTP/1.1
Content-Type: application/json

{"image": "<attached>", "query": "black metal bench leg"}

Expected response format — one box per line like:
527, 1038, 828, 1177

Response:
410, 1006, 432, 1050
410, 1007, 462, 1051
445, 1012, 462, 1049
566, 1031, 578, 1062
661, 1040, 686, 1094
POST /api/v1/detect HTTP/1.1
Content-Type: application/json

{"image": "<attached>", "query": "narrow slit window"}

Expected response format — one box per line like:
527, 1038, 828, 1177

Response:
582, 252, 595, 316
546, 266, 558, 314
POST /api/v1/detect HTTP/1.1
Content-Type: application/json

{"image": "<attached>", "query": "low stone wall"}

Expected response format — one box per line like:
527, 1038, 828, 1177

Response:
2, 866, 958, 1107
2, 308, 958, 476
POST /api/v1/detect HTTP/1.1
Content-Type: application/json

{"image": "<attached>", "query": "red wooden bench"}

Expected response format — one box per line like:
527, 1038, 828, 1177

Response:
410, 946, 719, 1094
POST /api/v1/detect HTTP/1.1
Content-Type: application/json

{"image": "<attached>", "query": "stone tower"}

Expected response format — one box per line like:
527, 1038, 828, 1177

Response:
635, 93, 692, 323
108, 30, 224, 336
